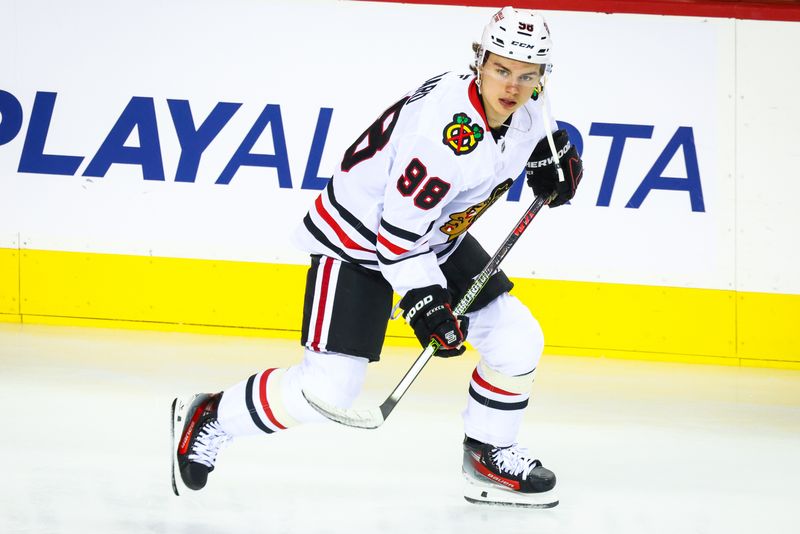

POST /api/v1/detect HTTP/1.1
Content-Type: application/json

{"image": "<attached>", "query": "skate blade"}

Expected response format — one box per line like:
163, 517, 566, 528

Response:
463, 478, 558, 509
170, 396, 189, 496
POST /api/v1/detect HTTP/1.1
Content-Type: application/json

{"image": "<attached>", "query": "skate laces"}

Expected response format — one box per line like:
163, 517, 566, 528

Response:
187, 420, 231, 468
491, 444, 542, 479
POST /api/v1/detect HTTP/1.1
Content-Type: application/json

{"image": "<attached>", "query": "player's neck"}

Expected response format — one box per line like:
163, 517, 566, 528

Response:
484, 104, 513, 139
485, 111, 510, 130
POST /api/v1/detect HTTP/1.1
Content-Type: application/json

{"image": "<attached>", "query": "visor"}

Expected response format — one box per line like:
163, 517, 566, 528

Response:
480, 63, 546, 89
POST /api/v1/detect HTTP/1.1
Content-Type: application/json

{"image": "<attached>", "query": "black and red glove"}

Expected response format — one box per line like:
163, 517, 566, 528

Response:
399, 285, 469, 357
526, 129, 583, 208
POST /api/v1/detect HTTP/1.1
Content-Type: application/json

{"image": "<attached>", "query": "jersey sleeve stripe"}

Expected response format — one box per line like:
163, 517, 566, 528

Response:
434, 236, 460, 258
376, 249, 431, 266
303, 215, 379, 266
379, 217, 432, 243
377, 233, 410, 255
314, 195, 374, 253
328, 183, 377, 244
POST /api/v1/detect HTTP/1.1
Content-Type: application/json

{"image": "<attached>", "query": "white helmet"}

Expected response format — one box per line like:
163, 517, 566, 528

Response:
477, 7, 552, 68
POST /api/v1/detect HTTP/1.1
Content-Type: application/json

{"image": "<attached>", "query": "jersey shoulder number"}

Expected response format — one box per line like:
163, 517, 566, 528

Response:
340, 97, 409, 172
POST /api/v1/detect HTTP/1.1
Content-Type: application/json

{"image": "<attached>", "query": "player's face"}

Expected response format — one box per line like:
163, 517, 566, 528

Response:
479, 54, 544, 127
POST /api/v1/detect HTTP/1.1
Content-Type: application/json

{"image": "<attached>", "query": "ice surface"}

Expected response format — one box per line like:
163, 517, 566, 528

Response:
1, 323, 799, 534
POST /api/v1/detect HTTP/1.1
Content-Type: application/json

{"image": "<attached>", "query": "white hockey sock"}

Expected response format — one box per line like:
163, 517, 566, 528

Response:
462, 361, 535, 447
217, 367, 297, 437
280, 350, 368, 424
217, 349, 368, 437
461, 293, 543, 446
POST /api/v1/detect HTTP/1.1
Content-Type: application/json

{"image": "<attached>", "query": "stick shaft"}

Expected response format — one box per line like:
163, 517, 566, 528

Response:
379, 194, 550, 419
540, 84, 565, 184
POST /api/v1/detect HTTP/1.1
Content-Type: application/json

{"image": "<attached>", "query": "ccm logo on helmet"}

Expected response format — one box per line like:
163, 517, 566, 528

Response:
405, 295, 433, 321
511, 41, 536, 49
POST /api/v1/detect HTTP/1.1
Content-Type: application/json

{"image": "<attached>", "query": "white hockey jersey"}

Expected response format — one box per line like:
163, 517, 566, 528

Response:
293, 71, 556, 297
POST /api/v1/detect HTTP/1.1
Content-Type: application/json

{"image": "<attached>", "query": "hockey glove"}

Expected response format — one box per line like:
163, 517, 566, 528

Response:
526, 129, 583, 208
399, 285, 469, 357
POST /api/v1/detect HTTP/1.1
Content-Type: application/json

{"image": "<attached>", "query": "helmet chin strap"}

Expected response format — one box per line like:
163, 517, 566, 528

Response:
475, 48, 486, 88
538, 79, 566, 184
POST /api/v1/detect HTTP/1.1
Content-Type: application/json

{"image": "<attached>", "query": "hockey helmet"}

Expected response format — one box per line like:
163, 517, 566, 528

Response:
477, 7, 552, 68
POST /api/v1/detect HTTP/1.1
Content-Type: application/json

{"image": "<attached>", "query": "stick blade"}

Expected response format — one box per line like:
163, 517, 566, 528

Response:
302, 389, 385, 429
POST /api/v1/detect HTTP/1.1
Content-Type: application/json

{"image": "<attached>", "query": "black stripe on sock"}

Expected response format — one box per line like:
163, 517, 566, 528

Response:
245, 373, 274, 434
468, 385, 529, 411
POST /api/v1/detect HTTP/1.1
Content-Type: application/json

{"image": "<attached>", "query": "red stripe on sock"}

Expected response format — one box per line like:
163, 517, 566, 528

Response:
258, 368, 287, 430
311, 257, 334, 351
471, 367, 518, 396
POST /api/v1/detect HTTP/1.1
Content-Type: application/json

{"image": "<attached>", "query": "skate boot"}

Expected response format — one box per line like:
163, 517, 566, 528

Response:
170, 392, 231, 495
462, 436, 558, 508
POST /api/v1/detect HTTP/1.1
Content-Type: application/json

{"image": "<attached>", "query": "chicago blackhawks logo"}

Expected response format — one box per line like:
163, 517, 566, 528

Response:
440, 179, 512, 241
442, 113, 484, 156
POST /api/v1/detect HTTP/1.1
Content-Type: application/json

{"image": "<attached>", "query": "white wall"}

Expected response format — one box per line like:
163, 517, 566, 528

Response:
736, 19, 800, 294
0, 0, 798, 295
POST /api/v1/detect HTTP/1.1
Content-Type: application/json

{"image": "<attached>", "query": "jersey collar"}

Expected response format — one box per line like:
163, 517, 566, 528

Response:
468, 78, 489, 131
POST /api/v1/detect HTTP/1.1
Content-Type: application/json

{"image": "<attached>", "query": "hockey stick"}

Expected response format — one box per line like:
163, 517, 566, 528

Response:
302, 191, 553, 429
540, 90, 566, 184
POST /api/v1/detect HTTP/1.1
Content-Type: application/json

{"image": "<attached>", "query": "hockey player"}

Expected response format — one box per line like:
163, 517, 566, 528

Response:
172, 6, 582, 508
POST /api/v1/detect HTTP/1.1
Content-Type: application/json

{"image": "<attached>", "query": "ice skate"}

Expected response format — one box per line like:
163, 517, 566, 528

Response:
462, 436, 558, 508
170, 392, 231, 495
